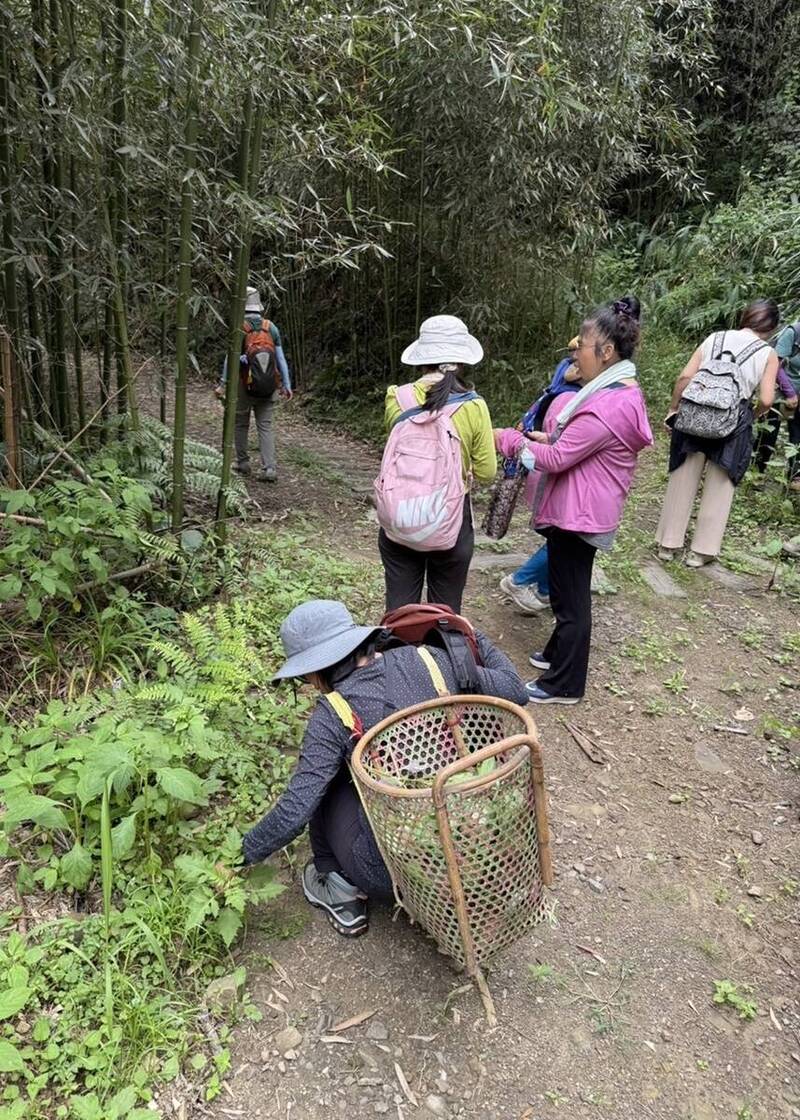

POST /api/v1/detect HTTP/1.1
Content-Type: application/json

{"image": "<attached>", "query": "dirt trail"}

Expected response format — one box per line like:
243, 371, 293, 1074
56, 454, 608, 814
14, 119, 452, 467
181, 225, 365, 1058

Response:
168, 386, 799, 1120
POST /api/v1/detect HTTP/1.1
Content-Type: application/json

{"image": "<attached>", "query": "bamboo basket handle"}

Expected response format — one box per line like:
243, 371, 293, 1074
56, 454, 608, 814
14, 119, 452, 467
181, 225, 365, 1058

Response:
431, 733, 533, 800
527, 736, 553, 887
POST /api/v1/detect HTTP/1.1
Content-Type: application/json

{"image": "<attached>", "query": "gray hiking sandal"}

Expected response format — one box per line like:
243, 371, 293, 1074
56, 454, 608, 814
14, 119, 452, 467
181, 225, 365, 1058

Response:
301, 861, 368, 938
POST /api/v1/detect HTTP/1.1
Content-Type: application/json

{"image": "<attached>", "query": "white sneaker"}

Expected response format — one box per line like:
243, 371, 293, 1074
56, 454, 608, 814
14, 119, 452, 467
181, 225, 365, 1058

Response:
499, 574, 551, 614
685, 550, 714, 568
657, 546, 677, 561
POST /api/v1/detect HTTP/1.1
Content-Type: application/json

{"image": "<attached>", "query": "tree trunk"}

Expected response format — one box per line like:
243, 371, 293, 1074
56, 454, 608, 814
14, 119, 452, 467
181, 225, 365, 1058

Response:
171, 0, 204, 529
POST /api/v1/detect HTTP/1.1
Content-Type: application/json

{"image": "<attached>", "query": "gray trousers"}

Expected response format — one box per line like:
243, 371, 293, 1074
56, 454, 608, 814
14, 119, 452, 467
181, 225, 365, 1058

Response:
235, 390, 276, 471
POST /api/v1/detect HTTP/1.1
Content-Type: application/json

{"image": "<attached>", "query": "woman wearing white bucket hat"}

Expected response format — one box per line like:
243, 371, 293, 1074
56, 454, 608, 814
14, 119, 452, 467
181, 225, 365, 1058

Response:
376, 315, 496, 613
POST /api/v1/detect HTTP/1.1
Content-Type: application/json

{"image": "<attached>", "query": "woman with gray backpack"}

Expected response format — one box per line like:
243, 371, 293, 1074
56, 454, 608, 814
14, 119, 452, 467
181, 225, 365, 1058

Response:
656, 299, 780, 567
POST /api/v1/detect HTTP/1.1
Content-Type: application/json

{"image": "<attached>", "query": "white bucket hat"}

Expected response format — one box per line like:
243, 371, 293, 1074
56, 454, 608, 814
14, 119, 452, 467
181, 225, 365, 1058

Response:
400, 315, 483, 367
245, 286, 263, 313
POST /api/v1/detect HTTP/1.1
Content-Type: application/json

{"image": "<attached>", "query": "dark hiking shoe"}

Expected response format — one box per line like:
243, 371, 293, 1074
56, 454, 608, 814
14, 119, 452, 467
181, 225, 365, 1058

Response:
258, 467, 277, 483
302, 862, 368, 938
526, 682, 580, 705
232, 463, 251, 476
528, 652, 551, 671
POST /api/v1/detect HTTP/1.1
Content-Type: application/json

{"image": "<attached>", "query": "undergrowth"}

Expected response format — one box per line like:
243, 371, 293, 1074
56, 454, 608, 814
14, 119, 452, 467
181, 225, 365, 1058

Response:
0, 529, 380, 1119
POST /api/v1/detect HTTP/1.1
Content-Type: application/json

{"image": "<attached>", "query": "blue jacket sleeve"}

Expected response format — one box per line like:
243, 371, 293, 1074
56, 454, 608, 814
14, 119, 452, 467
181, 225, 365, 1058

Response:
242, 703, 348, 863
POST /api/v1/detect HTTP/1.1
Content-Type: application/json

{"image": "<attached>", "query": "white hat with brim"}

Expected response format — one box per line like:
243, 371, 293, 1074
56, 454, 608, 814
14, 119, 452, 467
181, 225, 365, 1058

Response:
401, 314, 483, 366
272, 600, 382, 682
245, 286, 263, 313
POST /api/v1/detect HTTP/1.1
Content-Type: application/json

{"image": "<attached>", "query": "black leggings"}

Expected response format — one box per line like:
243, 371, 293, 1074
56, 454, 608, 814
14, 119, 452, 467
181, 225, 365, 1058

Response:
378, 497, 474, 613
309, 772, 372, 888
754, 408, 800, 477
537, 528, 596, 698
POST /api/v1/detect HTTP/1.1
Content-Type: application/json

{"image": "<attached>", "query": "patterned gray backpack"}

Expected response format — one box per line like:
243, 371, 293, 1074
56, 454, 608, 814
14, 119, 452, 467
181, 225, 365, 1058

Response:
675, 331, 766, 440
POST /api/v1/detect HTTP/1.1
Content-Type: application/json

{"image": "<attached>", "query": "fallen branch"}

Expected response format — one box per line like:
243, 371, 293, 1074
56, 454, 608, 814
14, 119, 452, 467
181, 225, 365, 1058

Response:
0, 560, 162, 617
0, 511, 46, 527
712, 725, 749, 736
563, 721, 606, 764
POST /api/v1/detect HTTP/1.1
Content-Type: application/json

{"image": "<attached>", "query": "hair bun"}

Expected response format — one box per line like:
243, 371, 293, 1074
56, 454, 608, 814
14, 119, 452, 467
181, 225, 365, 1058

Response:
613, 298, 633, 317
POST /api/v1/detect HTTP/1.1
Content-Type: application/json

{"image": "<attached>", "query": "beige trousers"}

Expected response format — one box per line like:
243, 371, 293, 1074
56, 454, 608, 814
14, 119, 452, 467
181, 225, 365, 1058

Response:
655, 452, 735, 557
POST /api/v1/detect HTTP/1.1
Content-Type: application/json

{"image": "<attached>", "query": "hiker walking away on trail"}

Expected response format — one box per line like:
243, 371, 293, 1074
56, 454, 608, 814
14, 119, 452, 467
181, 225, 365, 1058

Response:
499, 296, 652, 705
215, 287, 293, 482
656, 298, 779, 566
241, 599, 528, 938
497, 335, 582, 616
754, 315, 800, 486
375, 315, 495, 614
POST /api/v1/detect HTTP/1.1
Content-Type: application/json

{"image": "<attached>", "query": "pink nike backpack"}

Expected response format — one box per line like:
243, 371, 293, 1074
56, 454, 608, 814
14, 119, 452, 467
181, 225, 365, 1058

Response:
374, 383, 475, 551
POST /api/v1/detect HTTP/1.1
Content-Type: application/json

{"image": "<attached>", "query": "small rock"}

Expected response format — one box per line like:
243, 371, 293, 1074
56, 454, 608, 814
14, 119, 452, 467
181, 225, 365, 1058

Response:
588, 878, 604, 893
573, 862, 586, 874
373, 1105, 390, 1116
424, 1094, 449, 1118
204, 972, 244, 1010
260, 1047, 270, 1063
668, 793, 685, 805
366, 1020, 389, 1041
278, 1060, 287, 1074
751, 831, 764, 846
748, 886, 763, 898
661, 1028, 672, 1042
274, 1026, 303, 1055
284, 1049, 298, 1061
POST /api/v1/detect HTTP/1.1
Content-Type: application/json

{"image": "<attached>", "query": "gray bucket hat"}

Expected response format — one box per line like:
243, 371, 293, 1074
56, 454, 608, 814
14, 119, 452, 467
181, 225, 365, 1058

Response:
272, 600, 381, 682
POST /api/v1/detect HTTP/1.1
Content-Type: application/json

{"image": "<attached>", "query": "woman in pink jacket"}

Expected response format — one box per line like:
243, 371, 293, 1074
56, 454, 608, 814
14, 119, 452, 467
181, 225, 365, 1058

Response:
494, 296, 653, 704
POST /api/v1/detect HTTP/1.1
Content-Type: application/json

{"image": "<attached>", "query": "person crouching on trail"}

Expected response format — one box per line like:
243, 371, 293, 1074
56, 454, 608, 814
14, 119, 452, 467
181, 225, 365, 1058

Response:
215, 286, 292, 483
241, 599, 528, 938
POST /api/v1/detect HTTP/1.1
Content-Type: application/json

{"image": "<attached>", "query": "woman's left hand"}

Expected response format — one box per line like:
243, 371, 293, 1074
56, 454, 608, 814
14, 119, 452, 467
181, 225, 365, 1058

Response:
525, 430, 549, 444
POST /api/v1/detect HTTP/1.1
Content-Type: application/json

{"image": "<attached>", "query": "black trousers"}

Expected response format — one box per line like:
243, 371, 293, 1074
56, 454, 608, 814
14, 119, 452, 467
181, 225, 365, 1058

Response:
754, 408, 800, 477
537, 528, 596, 698
309, 771, 366, 884
378, 497, 474, 613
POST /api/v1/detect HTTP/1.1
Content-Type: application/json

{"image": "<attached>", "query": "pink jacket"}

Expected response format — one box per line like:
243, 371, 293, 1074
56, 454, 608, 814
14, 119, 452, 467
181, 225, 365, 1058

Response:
495, 386, 652, 535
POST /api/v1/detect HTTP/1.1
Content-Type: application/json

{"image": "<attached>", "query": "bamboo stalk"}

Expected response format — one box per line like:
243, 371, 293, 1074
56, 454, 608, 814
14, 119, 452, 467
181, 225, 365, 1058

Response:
47, 0, 70, 435
0, 15, 22, 374
171, 0, 205, 529
1, 331, 22, 487
214, 90, 254, 544
112, 0, 131, 420
415, 132, 426, 330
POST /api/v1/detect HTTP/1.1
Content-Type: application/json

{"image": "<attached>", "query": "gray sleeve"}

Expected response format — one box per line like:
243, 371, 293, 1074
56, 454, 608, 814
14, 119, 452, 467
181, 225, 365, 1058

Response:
242, 703, 348, 864
474, 632, 530, 707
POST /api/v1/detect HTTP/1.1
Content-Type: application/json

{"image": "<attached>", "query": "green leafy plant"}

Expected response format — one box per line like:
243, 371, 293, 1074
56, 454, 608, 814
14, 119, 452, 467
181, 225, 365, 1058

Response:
712, 979, 758, 1021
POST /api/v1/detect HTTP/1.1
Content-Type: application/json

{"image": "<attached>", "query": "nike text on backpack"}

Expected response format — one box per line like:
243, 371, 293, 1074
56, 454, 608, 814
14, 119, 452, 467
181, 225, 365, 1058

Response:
242, 319, 280, 397
675, 331, 766, 440
374, 383, 478, 551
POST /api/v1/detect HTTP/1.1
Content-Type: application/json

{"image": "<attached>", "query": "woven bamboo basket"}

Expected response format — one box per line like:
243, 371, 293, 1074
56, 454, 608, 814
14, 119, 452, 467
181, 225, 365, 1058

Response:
351, 694, 552, 1020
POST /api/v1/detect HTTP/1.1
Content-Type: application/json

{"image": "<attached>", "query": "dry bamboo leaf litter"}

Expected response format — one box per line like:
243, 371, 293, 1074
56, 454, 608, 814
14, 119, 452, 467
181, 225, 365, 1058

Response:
330, 1009, 376, 1032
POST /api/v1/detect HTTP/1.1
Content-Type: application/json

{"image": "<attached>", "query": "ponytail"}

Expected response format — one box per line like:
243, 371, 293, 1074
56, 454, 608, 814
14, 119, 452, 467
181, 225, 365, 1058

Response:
421, 363, 469, 412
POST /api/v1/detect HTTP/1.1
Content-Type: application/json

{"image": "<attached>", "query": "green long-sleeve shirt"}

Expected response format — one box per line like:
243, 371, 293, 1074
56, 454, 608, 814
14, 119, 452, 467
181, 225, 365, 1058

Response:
384, 377, 497, 486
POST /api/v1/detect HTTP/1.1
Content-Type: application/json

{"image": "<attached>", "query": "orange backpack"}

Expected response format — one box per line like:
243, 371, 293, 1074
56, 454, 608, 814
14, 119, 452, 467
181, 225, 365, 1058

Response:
242, 318, 280, 396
